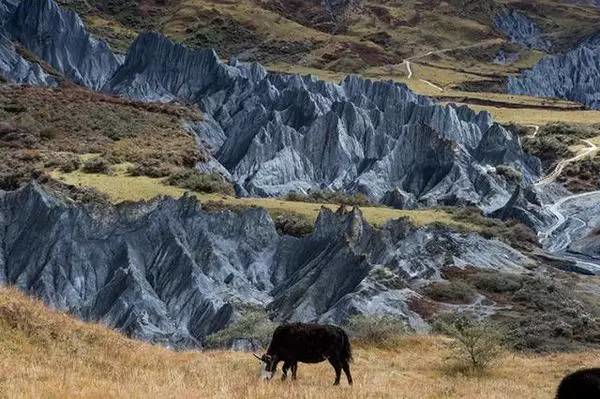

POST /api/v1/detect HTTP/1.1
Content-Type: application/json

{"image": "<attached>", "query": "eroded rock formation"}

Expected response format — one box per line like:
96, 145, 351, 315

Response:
508, 34, 600, 109
0, 183, 533, 347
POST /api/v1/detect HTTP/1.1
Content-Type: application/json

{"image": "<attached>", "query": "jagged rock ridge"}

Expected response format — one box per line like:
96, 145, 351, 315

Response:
0, 0, 543, 213
1, 0, 121, 90
494, 9, 551, 50
0, 184, 533, 348
106, 32, 541, 212
508, 34, 600, 109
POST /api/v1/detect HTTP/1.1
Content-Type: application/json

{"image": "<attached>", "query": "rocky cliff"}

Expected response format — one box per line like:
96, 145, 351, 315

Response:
0, 183, 533, 347
0, 27, 56, 85
106, 32, 541, 212
508, 34, 600, 109
493, 9, 551, 50
3, 0, 121, 90
0, 0, 56, 85
0, 0, 544, 213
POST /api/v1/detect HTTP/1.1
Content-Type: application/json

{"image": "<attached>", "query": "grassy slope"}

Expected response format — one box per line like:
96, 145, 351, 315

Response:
0, 85, 204, 189
51, 165, 477, 230
0, 287, 598, 398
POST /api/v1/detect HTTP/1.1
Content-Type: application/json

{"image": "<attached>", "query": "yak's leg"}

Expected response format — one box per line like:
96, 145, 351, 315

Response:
281, 362, 290, 381
342, 360, 353, 385
291, 362, 298, 380
328, 357, 342, 386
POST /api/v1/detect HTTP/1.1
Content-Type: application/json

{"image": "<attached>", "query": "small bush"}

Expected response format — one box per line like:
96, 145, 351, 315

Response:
204, 310, 277, 349
273, 211, 314, 237
495, 164, 523, 184
58, 157, 81, 173
436, 314, 504, 375
39, 127, 59, 140
471, 272, 522, 294
346, 315, 407, 347
166, 170, 234, 195
285, 190, 373, 207
82, 157, 112, 174
424, 281, 476, 304
127, 159, 173, 178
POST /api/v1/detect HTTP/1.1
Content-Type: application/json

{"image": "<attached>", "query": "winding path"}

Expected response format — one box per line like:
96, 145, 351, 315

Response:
536, 139, 597, 186
402, 40, 502, 93
525, 124, 540, 138
535, 139, 600, 272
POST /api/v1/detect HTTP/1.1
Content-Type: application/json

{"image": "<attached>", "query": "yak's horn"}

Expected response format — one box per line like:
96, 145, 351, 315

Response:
253, 353, 263, 361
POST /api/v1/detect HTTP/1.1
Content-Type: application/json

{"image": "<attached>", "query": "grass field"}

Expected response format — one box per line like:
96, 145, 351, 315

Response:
0, 287, 598, 399
51, 166, 477, 230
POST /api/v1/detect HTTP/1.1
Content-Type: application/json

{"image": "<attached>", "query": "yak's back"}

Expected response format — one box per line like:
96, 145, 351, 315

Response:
556, 368, 600, 399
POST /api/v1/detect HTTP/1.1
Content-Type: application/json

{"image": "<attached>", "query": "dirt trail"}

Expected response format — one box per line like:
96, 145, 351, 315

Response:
403, 41, 501, 92
536, 139, 600, 272
536, 139, 597, 186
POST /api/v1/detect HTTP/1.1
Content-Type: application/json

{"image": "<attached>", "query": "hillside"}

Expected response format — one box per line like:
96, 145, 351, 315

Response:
3, 0, 600, 381
0, 287, 599, 399
51, 0, 600, 116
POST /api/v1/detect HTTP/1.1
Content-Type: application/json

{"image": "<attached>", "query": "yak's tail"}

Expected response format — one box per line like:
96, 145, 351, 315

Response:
341, 329, 353, 363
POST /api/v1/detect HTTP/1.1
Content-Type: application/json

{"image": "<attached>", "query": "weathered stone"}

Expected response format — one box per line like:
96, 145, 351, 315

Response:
0, 183, 534, 347
6, 0, 122, 90
494, 9, 551, 50
508, 34, 600, 109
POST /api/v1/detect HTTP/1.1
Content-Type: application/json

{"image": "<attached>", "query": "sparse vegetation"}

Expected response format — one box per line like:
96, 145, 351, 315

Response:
444, 207, 539, 252
436, 314, 505, 375
559, 156, 600, 192
424, 281, 477, 304
470, 271, 522, 294
285, 190, 373, 207
82, 156, 112, 174
495, 164, 523, 184
1, 287, 600, 398
53, 167, 486, 232
204, 310, 276, 349
272, 210, 314, 237
523, 122, 600, 171
0, 85, 205, 190
346, 314, 407, 348
166, 170, 235, 195
438, 269, 600, 353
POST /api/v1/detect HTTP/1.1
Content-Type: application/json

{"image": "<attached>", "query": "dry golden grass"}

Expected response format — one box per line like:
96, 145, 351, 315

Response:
465, 105, 600, 126
50, 166, 477, 230
0, 287, 598, 399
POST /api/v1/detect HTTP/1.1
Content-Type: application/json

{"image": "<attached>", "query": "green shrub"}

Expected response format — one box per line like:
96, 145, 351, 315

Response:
436, 314, 504, 375
204, 310, 277, 349
39, 127, 59, 140
82, 157, 112, 174
166, 170, 235, 195
424, 281, 476, 304
495, 164, 523, 184
127, 160, 173, 178
285, 190, 373, 207
273, 211, 314, 237
346, 315, 407, 347
471, 272, 522, 294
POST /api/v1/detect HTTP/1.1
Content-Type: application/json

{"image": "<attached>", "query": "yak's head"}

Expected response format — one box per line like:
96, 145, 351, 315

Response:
254, 354, 276, 380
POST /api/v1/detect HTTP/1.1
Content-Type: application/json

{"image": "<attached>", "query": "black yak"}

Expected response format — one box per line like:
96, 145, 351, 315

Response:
556, 368, 600, 399
254, 323, 353, 385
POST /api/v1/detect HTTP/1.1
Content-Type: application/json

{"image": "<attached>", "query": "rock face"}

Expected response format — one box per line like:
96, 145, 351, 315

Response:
493, 9, 551, 50
0, 0, 56, 85
4, 0, 121, 90
0, 28, 56, 85
0, 0, 544, 213
508, 34, 600, 109
106, 33, 541, 213
0, 183, 533, 348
